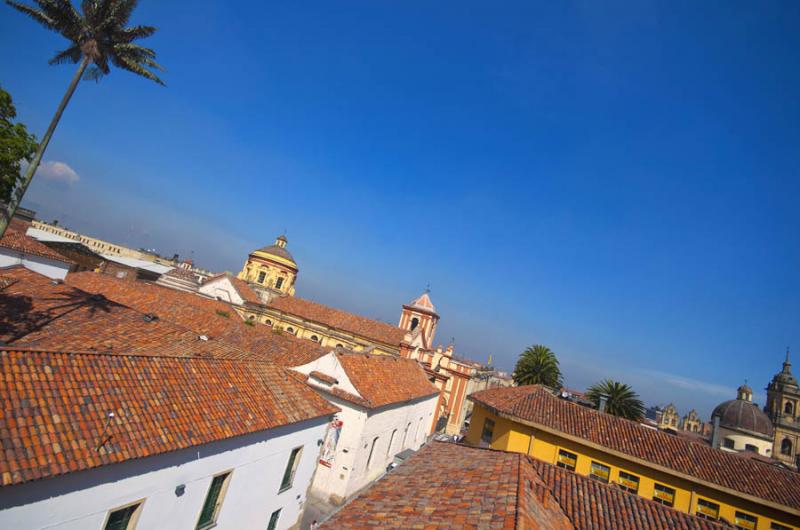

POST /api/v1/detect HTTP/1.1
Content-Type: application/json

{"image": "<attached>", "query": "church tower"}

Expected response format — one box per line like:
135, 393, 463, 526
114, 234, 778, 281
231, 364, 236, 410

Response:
238, 235, 298, 296
766, 350, 800, 467
399, 291, 440, 349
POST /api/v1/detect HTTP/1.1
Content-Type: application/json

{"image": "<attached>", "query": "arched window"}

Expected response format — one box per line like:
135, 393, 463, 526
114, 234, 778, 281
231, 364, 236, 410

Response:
723, 438, 735, 449
336, 343, 343, 348
276, 277, 284, 289
782, 438, 793, 456
265, 319, 273, 326
744, 444, 758, 453
410, 317, 419, 331
287, 327, 294, 334
310, 335, 319, 342
785, 401, 794, 415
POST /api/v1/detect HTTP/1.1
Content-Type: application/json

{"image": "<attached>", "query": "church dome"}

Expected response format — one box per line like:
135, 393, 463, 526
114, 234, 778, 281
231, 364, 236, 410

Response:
711, 398, 773, 439
254, 235, 297, 268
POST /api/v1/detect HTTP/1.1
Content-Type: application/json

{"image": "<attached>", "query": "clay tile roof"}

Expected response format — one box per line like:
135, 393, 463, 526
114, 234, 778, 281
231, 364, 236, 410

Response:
267, 296, 407, 346
62, 271, 328, 366
0, 226, 75, 265
335, 352, 439, 408
469, 385, 800, 511
323, 442, 725, 529
308, 370, 338, 385
204, 272, 261, 305
0, 347, 338, 487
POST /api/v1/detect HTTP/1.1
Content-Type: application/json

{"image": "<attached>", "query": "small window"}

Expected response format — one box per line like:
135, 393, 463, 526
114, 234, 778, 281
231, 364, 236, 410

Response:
387, 429, 397, 457
366, 436, 379, 469
588, 461, 610, 483
310, 335, 319, 342
410, 317, 419, 330
402, 422, 411, 447
785, 401, 794, 415
280, 447, 303, 492
781, 438, 793, 455
196, 472, 232, 529
287, 327, 295, 334
480, 418, 495, 446
771, 523, 792, 530
617, 471, 639, 494
556, 449, 577, 472
104, 501, 142, 530
744, 444, 758, 453
652, 483, 675, 507
734, 511, 757, 530
723, 438, 735, 449
257, 271, 266, 283
696, 498, 720, 520
276, 277, 284, 289
265, 319, 273, 326
267, 509, 281, 530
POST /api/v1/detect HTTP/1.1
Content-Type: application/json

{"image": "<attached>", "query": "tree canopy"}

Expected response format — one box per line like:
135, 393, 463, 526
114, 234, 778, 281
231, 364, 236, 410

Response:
0, 87, 38, 204
586, 379, 645, 420
512, 344, 563, 388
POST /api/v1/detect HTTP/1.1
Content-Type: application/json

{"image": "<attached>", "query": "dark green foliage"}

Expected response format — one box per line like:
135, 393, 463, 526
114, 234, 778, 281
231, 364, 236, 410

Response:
0, 87, 37, 203
6, 0, 165, 85
215, 309, 230, 318
512, 344, 563, 388
587, 379, 645, 420
243, 319, 254, 327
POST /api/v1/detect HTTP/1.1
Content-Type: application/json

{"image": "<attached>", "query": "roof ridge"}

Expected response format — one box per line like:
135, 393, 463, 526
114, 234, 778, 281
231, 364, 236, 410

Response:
0, 346, 289, 366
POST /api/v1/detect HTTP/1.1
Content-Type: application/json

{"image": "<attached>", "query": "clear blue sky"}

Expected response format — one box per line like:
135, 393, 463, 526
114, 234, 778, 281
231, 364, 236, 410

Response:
2, 1, 798, 417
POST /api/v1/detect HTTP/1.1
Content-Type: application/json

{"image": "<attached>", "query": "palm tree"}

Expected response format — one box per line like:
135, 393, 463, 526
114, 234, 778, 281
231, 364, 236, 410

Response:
513, 344, 563, 388
587, 379, 645, 420
0, 0, 164, 238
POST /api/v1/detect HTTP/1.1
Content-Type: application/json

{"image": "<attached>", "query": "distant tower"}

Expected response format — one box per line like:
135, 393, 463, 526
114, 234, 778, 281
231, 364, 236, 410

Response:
766, 349, 800, 467
399, 291, 440, 349
238, 235, 298, 296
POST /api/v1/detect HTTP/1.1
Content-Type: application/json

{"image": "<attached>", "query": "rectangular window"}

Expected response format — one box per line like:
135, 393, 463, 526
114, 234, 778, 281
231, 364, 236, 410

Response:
387, 429, 397, 457
267, 509, 281, 530
617, 471, 639, 494
652, 483, 675, 507
280, 447, 303, 492
734, 512, 757, 530
104, 502, 142, 530
696, 498, 720, 520
196, 472, 231, 529
588, 461, 610, 483
770, 523, 792, 530
556, 449, 577, 472
276, 277, 284, 289
480, 418, 495, 445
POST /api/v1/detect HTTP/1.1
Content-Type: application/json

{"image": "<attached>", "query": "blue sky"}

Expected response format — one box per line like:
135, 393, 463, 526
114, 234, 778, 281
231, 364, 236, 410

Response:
2, 1, 798, 417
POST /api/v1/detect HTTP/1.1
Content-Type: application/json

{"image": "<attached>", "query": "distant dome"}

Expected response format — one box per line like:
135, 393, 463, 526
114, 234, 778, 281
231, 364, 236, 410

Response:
253, 235, 297, 268
711, 399, 773, 439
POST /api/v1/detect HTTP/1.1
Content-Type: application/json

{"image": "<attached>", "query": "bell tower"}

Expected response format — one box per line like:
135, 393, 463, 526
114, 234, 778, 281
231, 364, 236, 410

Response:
399, 291, 440, 349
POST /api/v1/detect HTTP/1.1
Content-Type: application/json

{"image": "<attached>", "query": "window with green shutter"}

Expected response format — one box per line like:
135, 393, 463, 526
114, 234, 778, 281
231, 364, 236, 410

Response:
196, 472, 232, 529
280, 447, 304, 492
104, 502, 142, 530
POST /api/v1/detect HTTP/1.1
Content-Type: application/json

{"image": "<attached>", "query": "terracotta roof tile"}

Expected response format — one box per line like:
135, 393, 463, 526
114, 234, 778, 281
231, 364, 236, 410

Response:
334, 352, 439, 408
308, 370, 338, 385
268, 296, 407, 346
323, 442, 725, 529
0, 226, 75, 265
203, 273, 261, 305
469, 385, 800, 511
0, 347, 338, 487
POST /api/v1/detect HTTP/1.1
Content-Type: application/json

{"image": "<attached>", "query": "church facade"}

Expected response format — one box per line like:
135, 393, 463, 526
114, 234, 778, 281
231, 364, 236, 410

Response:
765, 351, 800, 467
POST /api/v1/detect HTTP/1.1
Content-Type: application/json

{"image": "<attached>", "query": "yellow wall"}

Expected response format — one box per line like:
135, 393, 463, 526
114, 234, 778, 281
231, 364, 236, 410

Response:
465, 406, 799, 530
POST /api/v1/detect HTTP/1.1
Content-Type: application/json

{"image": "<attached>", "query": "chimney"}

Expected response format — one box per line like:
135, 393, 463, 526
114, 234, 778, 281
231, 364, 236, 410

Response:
598, 393, 610, 413
710, 416, 720, 449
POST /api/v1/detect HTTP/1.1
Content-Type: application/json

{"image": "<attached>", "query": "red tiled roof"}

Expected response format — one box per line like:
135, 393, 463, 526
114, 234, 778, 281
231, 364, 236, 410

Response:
0, 348, 338, 487
334, 352, 439, 409
323, 442, 726, 529
203, 273, 261, 305
63, 271, 328, 366
0, 226, 75, 265
308, 370, 338, 385
268, 295, 407, 346
469, 385, 800, 511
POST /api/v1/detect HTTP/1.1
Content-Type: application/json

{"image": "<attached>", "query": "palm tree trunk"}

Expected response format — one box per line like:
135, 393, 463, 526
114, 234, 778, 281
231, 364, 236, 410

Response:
0, 55, 90, 239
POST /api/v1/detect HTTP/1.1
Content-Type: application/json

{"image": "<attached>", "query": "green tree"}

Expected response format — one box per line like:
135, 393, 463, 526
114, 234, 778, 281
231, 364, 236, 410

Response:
587, 379, 645, 420
0, 87, 38, 203
0, 0, 165, 237
512, 344, 563, 388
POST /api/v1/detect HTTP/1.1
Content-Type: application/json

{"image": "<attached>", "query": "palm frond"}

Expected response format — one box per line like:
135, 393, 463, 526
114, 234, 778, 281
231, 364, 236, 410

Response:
4, 1, 59, 31
48, 44, 82, 64
113, 54, 164, 85
113, 24, 155, 43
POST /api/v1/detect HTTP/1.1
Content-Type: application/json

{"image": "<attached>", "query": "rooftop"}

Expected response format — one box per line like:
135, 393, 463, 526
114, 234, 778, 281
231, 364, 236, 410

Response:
0, 226, 75, 265
268, 295, 407, 347
0, 347, 337, 487
322, 442, 726, 529
469, 385, 800, 512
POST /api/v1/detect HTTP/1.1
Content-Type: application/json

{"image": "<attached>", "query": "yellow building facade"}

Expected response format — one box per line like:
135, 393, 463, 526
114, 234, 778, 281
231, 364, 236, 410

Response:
466, 393, 799, 530
237, 235, 297, 295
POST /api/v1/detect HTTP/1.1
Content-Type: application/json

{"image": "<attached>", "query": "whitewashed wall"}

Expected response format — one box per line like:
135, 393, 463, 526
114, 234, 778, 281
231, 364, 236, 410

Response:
198, 277, 245, 306
0, 418, 330, 530
0, 249, 71, 279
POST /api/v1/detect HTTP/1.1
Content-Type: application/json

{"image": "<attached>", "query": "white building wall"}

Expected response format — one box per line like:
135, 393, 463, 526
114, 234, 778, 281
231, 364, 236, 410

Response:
0, 249, 70, 279
0, 418, 330, 530
718, 426, 773, 456
198, 277, 245, 306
